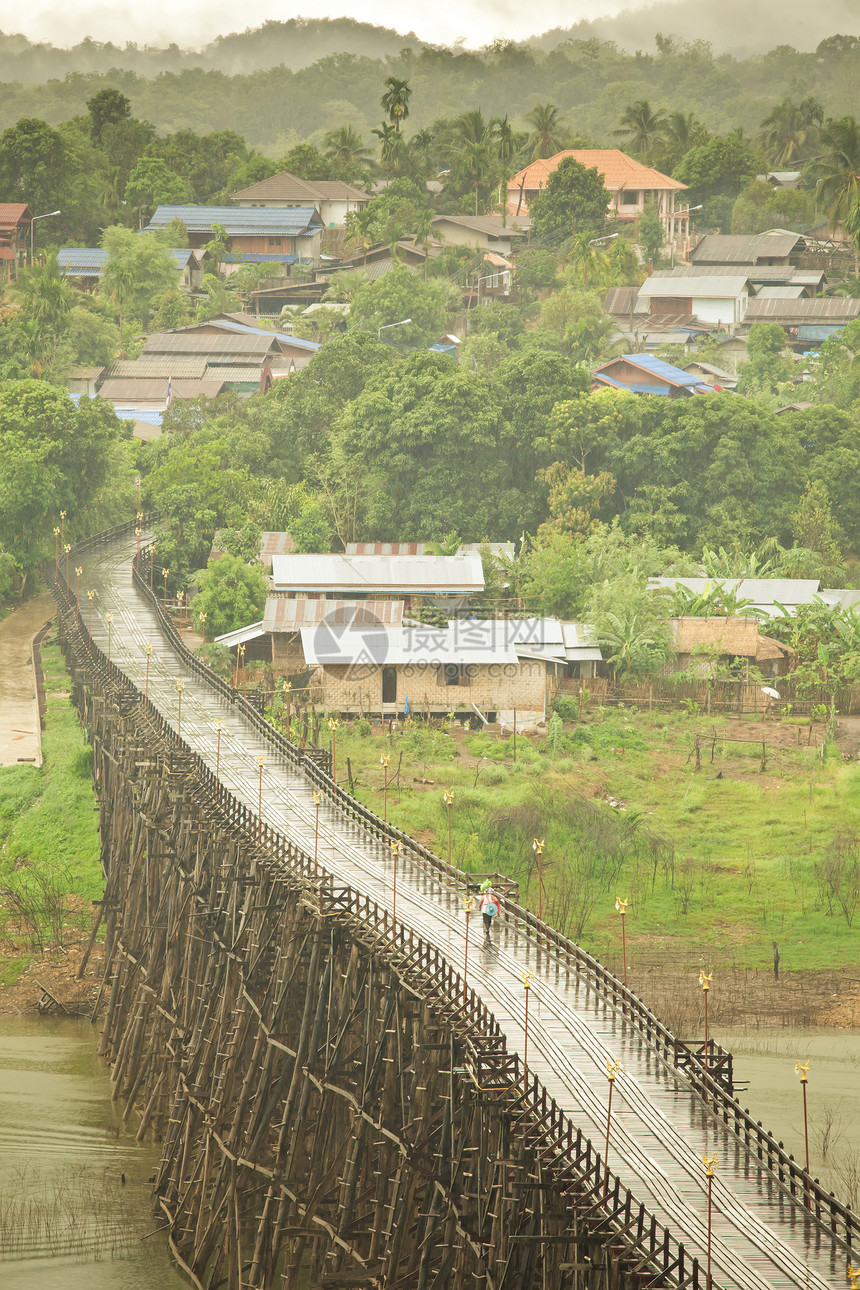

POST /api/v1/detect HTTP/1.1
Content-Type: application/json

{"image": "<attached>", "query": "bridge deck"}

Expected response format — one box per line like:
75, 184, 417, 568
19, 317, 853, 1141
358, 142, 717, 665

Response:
80, 533, 848, 1289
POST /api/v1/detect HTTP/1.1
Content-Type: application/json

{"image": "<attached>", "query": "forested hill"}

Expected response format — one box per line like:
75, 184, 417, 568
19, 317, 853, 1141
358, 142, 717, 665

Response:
0, 19, 425, 82
531, 0, 860, 57
1, 31, 859, 149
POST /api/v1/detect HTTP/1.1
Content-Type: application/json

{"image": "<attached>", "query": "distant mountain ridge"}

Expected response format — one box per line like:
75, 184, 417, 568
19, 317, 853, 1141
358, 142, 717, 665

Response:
528, 0, 860, 57
0, 18, 427, 83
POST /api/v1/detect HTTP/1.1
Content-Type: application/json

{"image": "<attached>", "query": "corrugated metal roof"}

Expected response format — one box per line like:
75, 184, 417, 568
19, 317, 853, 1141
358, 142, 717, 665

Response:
146, 205, 323, 236
58, 247, 195, 275
744, 298, 860, 324
222, 252, 299, 263
754, 285, 807, 299
271, 553, 484, 593
691, 232, 802, 264
112, 407, 164, 426
345, 541, 513, 558
639, 274, 750, 298
98, 377, 227, 401
190, 318, 321, 352
650, 265, 816, 283
214, 621, 266, 647
301, 621, 517, 667
263, 596, 404, 632
105, 358, 209, 380
143, 332, 277, 357
649, 576, 822, 606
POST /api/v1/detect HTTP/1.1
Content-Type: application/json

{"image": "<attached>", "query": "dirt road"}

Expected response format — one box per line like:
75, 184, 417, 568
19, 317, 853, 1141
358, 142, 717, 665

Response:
0, 594, 53, 768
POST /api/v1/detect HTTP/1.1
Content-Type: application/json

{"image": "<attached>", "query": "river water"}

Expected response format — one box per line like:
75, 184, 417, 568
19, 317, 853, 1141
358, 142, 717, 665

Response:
1, 1017, 857, 1286
0, 1016, 188, 1288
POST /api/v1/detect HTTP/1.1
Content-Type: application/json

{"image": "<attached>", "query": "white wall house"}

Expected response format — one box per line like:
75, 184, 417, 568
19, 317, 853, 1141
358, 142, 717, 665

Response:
636, 274, 751, 329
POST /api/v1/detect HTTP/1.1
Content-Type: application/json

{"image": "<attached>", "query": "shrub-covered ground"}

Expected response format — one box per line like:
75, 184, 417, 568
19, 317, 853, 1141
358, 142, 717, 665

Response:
295, 704, 860, 975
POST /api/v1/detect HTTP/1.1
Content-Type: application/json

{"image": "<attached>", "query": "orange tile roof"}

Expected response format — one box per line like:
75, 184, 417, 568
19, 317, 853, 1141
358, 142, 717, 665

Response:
0, 202, 31, 229
508, 150, 686, 194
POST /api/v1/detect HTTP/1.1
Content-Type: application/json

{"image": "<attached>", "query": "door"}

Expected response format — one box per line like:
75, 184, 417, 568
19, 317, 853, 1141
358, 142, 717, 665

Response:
382, 666, 397, 704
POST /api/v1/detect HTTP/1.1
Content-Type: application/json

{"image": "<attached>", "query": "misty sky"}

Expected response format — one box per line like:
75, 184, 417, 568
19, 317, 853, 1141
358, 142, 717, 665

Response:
8, 0, 630, 50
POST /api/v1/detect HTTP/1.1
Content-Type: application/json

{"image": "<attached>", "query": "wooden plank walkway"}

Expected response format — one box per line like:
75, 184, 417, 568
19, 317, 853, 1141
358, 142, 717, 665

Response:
78, 532, 850, 1290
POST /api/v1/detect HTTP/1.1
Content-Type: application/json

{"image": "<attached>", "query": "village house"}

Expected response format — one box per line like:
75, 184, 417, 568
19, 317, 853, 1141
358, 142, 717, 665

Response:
144, 205, 324, 264
506, 150, 691, 253
667, 617, 795, 679
648, 576, 847, 615
57, 247, 207, 291
592, 354, 713, 396
0, 203, 31, 275
742, 296, 860, 348
431, 214, 531, 258
636, 272, 752, 330
230, 171, 370, 231
690, 231, 805, 268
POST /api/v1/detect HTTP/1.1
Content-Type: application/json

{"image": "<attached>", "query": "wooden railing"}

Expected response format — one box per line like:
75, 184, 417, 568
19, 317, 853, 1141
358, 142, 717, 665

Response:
50, 521, 857, 1262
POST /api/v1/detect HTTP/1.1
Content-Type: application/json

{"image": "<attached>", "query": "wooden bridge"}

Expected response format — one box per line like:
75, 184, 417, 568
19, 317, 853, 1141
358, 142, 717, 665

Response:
52, 519, 855, 1289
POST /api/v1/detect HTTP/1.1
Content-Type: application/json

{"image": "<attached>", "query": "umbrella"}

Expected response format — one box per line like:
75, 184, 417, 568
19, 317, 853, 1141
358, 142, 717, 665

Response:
761, 686, 780, 700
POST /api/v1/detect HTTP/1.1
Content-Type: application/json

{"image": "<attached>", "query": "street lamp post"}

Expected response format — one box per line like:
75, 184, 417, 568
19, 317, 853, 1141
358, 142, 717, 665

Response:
257, 754, 265, 843
53, 526, 60, 564
135, 526, 142, 569
328, 717, 340, 785
313, 790, 322, 877
106, 613, 113, 668
214, 720, 223, 799
703, 1152, 718, 1290
616, 897, 630, 1010
795, 1060, 811, 1210
144, 643, 152, 702
87, 590, 95, 636
378, 317, 411, 341
390, 841, 400, 934
522, 970, 535, 1088
176, 680, 184, 739
74, 567, 82, 619
700, 969, 713, 1102
463, 896, 474, 1004
64, 544, 71, 587
162, 568, 169, 610
532, 837, 545, 944
443, 789, 455, 881
381, 753, 391, 821
59, 510, 66, 547
30, 210, 61, 265
603, 1059, 621, 1196
234, 643, 245, 689
149, 543, 156, 591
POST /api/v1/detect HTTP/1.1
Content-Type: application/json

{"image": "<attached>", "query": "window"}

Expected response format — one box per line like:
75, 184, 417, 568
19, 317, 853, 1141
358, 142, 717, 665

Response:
437, 664, 474, 686
620, 190, 640, 206
268, 238, 282, 247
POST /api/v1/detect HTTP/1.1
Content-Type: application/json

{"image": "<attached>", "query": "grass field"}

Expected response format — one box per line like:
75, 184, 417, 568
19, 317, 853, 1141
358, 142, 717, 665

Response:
309, 705, 860, 975
0, 635, 101, 980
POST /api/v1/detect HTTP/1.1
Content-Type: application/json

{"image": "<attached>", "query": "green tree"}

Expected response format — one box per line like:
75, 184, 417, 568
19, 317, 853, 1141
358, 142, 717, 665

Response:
322, 125, 374, 182
99, 226, 180, 329
790, 480, 844, 578
637, 202, 665, 263
87, 89, 131, 146
805, 116, 860, 228
613, 100, 668, 162
0, 117, 66, 221
673, 135, 758, 229
381, 77, 412, 132
530, 157, 610, 246
525, 103, 568, 160
736, 322, 793, 397
193, 554, 268, 638
280, 143, 331, 180
0, 381, 121, 595
759, 96, 823, 166
347, 263, 450, 345
125, 156, 191, 225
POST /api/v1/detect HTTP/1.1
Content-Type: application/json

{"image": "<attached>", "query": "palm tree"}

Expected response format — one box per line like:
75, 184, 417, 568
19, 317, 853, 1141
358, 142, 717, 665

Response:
525, 103, 567, 160
595, 610, 669, 680
344, 207, 378, 266
372, 121, 406, 176
322, 125, 374, 182
759, 96, 823, 167
806, 116, 860, 229
613, 100, 668, 162
459, 139, 498, 215
490, 114, 517, 167
14, 250, 75, 334
380, 77, 412, 133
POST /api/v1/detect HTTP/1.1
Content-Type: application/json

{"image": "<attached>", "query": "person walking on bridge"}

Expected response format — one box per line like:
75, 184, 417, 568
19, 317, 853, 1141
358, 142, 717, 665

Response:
479, 884, 499, 937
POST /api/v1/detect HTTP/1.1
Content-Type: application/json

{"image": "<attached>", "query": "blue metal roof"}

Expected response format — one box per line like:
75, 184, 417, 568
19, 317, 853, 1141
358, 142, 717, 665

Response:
112, 408, 165, 426
616, 353, 704, 386
146, 206, 323, 237
58, 247, 195, 276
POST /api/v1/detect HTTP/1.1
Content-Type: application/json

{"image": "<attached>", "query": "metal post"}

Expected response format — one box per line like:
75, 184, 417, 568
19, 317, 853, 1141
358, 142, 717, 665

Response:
257, 755, 265, 842
215, 721, 222, 800
522, 971, 535, 1087
604, 1059, 621, 1196
176, 680, 183, 740
700, 969, 712, 1102
313, 791, 321, 877
381, 753, 390, 821
144, 644, 152, 702
463, 897, 474, 1004
703, 1153, 717, 1290
795, 1061, 811, 1210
